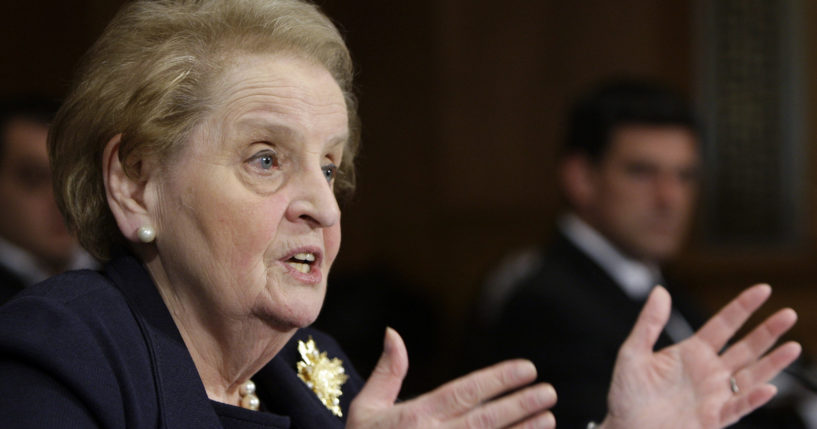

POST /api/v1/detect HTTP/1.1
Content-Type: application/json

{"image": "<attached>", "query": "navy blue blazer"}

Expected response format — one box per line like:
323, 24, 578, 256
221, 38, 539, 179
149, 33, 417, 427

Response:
0, 261, 25, 304
0, 254, 364, 428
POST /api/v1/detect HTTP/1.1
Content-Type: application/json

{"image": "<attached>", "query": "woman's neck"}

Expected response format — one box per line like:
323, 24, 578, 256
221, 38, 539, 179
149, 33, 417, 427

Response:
174, 313, 291, 405
144, 257, 294, 406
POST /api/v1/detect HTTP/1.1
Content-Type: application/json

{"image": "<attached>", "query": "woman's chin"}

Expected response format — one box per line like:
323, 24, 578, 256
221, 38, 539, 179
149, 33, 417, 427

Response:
255, 295, 325, 331
264, 312, 321, 332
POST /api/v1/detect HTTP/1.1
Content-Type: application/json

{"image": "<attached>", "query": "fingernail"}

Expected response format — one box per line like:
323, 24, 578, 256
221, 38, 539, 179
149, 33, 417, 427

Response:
545, 384, 556, 401
381, 327, 395, 355
534, 384, 556, 406
515, 360, 536, 380
532, 411, 555, 429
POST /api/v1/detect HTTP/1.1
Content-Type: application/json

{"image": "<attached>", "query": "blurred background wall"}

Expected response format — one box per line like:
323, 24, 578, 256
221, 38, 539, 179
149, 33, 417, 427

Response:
4, 0, 816, 392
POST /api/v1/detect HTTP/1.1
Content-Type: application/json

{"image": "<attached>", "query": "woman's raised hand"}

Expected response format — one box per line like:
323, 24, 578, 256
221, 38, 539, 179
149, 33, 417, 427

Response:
347, 328, 557, 429
600, 284, 801, 429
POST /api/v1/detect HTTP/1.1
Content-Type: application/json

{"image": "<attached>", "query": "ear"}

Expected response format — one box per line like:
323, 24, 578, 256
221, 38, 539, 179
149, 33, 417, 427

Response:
103, 134, 153, 243
560, 154, 598, 211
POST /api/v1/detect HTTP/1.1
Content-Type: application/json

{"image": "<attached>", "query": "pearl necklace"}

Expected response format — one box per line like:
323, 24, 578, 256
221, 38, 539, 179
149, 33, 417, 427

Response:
239, 380, 260, 410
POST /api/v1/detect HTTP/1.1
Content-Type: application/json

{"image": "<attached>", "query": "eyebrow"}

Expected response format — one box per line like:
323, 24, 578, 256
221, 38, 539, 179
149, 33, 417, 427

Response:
236, 117, 348, 149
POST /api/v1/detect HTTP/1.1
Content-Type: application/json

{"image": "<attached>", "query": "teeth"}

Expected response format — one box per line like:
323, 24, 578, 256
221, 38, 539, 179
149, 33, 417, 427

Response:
293, 253, 316, 262
288, 262, 311, 273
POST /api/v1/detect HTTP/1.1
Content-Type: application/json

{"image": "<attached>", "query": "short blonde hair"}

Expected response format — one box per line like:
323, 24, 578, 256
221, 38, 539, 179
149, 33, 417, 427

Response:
49, 0, 359, 260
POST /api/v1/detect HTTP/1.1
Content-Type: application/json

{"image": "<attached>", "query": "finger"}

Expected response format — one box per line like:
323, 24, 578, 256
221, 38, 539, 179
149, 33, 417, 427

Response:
724, 342, 801, 425
720, 384, 777, 426
619, 286, 671, 355
734, 341, 802, 390
507, 411, 555, 429
352, 327, 409, 412
452, 384, 556, 429
421, 359, 538, 419
720, 308, 797, 371
695, 284, 771, 351
510, 411, 556, 429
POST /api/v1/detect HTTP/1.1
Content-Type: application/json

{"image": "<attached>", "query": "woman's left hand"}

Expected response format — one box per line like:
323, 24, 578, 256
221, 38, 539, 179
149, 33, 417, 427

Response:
600, 284, 801, 429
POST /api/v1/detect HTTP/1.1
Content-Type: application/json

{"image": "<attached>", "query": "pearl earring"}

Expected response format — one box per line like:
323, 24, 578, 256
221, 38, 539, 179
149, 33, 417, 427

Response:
137, 226, 156, 243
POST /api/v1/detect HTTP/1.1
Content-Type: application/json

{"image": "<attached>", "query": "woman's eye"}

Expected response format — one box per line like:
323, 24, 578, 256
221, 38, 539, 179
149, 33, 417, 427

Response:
249, 150, 279, 171
322, 163, 337, 183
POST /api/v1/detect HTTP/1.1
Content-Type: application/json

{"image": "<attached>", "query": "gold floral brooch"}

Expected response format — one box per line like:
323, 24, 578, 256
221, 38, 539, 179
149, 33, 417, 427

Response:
296, 337, 349, 417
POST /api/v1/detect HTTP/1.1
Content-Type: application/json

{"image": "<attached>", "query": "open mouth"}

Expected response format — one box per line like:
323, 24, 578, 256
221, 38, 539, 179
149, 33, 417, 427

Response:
286, 252, 316, 274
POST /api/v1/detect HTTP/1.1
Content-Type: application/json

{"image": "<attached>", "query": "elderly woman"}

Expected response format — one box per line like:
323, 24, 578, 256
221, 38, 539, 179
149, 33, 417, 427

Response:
0, 1, 801, 428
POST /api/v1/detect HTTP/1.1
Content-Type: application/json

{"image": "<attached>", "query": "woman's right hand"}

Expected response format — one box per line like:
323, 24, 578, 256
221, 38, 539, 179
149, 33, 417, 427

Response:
347, 328, 557, 429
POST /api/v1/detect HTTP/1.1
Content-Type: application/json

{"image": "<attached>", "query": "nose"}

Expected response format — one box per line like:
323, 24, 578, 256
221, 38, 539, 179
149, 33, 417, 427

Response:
285, 164, 341, 228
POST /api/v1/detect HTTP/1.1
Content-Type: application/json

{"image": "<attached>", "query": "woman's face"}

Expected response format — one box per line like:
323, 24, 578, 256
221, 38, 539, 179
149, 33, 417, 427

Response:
148, 54, 347, 330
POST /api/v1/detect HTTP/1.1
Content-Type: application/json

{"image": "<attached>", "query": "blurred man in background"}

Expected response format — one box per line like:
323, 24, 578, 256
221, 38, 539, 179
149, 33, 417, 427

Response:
478, 79, 810, 428
0, 96, 95, 303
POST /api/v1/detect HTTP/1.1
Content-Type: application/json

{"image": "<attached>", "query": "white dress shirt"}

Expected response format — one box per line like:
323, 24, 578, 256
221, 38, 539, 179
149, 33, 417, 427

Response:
560, 213, 694, 342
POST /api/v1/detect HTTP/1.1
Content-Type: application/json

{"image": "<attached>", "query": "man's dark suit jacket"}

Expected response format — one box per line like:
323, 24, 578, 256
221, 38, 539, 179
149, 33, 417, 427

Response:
0, 253, 364, 428
489, 231, 804, 429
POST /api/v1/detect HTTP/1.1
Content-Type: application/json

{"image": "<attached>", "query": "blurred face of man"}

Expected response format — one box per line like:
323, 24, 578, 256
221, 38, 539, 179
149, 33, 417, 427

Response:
0, 118, 76, 272
574, 125, 700, 262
